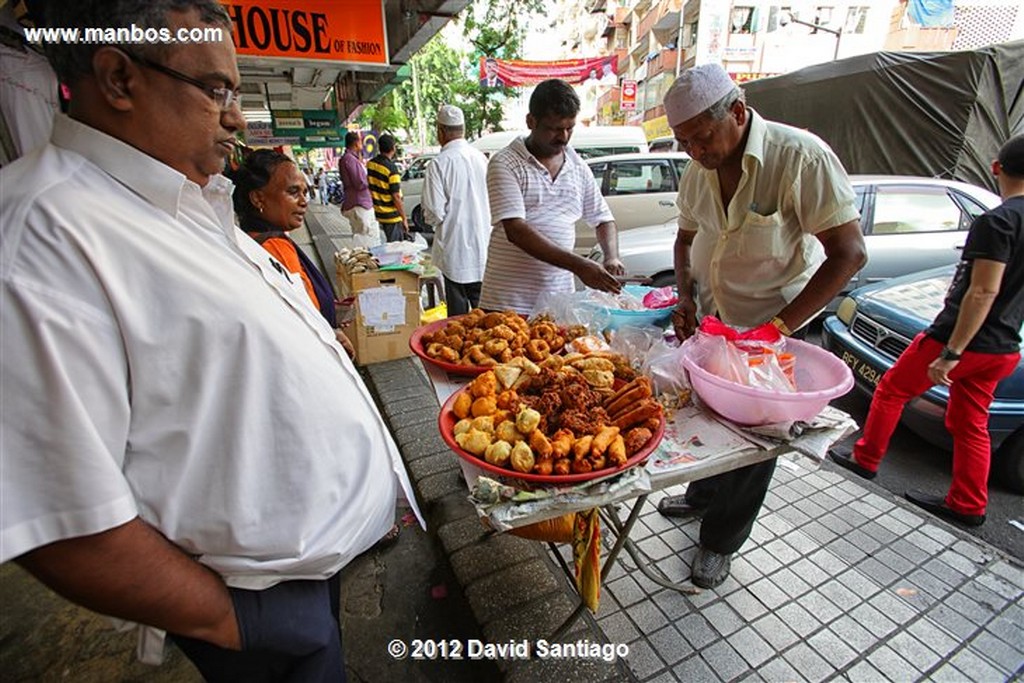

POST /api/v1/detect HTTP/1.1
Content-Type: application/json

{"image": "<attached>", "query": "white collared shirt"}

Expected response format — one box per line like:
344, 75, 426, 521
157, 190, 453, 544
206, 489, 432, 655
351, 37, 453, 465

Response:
480, 137, 613, 314
421, 138, 490, 283
677, 109, 860, 327
0, 115, 423, 587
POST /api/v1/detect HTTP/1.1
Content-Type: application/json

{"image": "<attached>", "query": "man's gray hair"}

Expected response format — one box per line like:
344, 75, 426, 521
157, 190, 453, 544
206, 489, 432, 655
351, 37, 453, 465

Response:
705, 87, 745, 121
44, 1, 231, 84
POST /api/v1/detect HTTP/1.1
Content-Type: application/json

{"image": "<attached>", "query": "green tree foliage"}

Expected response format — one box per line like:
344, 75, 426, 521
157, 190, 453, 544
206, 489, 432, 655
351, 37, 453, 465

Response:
358, 95, 408, 134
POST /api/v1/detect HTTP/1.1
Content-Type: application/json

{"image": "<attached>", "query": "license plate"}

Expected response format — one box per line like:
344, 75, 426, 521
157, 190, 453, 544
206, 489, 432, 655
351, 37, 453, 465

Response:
838, 350, 884, 387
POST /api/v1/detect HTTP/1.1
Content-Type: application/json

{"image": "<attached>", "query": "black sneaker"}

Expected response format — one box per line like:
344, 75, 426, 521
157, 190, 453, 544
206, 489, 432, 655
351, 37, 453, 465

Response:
657, 495, 709, 519
828, 448, 877, 480
905, 490, 986, 527
691, 546, 731, 588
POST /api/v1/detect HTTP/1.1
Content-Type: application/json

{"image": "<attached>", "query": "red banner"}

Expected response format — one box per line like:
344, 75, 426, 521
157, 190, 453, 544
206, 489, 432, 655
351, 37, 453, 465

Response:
479, 56, 618, 88
620, 79, 637, 111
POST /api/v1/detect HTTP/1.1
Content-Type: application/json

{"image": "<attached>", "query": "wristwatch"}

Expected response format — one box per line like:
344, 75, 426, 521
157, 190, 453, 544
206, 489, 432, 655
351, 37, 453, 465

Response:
769, 316, 792, 337
939, 346, 962, 361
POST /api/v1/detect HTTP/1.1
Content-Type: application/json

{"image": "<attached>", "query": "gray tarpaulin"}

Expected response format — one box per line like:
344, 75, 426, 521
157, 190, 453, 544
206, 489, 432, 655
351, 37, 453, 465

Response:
742, 41, 1024, 194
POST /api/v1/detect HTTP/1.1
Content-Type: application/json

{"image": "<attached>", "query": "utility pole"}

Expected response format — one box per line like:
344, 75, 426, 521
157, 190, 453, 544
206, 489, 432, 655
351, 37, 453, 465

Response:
780, 12, 842, 60
410, 57, 426, 151
675, 0, 685, 78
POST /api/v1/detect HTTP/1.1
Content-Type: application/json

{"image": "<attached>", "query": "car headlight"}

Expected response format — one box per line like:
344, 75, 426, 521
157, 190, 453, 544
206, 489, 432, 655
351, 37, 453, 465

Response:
587, 246, 604, 263
836, 296, 858, 325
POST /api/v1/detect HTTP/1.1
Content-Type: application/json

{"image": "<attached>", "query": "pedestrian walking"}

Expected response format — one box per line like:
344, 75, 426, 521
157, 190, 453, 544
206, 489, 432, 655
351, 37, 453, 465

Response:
366, 133, 409, 242
338, 132, 378, 237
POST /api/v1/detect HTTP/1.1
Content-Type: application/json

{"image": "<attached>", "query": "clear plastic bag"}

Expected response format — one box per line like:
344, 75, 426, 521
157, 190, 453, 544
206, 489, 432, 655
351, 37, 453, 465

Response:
690, 316, 796, 392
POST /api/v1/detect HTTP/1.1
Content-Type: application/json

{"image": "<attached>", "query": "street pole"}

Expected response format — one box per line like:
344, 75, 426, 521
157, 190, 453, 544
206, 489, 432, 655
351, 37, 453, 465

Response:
410, 58, 426, 151
781, 14, 842, 61
675, 0, 685, 78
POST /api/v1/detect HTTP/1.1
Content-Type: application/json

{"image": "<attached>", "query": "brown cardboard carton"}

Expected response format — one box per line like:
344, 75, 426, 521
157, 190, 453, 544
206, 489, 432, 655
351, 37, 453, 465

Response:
351, 269, 420, 365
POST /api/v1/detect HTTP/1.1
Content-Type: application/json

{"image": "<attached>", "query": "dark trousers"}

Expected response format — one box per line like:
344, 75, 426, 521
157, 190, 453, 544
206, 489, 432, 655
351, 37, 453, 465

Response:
170, 573, 345, 683
382, 221, 405, 243
685, 458, 777, 554
443, 276, 482, 316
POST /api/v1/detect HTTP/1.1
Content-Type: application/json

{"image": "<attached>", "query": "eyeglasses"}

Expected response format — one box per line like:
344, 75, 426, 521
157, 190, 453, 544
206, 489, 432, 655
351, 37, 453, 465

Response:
121, 49, 240, 111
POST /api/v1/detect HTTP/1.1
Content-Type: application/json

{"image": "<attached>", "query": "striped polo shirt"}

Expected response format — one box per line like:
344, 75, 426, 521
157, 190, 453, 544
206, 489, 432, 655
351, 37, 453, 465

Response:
366, 154, 403, 224
479, 137, 613, 314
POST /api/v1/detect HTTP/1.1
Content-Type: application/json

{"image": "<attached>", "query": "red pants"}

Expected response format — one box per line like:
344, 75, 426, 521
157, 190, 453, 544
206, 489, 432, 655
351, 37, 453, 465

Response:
853, 333, 1019, 516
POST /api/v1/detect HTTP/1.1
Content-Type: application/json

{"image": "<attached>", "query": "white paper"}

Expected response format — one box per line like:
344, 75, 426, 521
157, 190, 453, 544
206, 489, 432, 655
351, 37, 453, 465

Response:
358, 285, 406, 331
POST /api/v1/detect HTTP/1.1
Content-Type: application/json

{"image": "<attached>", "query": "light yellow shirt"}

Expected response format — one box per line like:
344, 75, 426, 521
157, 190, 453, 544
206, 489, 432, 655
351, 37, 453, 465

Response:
677, 109, 860, 328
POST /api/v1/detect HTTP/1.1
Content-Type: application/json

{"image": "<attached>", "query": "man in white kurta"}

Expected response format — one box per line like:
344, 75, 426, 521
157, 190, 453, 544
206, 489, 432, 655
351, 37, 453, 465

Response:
421, 104, 490, 315
1, 3, 421, 679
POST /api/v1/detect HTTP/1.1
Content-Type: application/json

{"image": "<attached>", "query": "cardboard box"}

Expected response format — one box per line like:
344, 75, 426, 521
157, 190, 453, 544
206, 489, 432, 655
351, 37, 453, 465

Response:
351, 269, 420, 365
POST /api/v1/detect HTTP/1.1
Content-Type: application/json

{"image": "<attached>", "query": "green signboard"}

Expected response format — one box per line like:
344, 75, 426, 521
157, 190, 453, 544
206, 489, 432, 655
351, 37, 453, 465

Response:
272, 109, 342, 138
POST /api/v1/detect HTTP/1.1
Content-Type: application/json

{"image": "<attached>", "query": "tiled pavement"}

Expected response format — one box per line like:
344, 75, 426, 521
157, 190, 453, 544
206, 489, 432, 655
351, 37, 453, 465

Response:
311, 205, 1024, 682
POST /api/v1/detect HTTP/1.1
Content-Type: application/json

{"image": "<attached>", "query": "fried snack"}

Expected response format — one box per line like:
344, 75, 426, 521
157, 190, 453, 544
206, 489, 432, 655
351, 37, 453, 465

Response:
426, 342, 446, 358
453, 391, 473, 419
529, 429, 553, 460
539, 354, 565, 371
495, 389, 519, 411
455, 428, 491, 456
550, 429, 574, 459
494, 420, 522, 444
612, 399, 663, 431
494, 366, 521, 391
507, 356, 541, 375
591, 425, 621, 458
515, 406, 541, 434
607, 434, 627, 467
482, 311, 505, 328
533, 459, 554, 476
531, 320, 559, 343
623, 427, 653, 455
470, 415, 495, 435
571, 357, 615, 373
471, 395, 497, 418
605, 376, 652, 417
453, 418, 474, 436
510, 441, 535, 473
483, 338, 508, 356
484, 440, 512, 467
553, 458, 571, 475
571, 457, 593, 474
525, 338, 550, 362
590, 454, 606, 471
573, 434, 594, 460
581, 368, 614, 389
469, 371, 498, 398
640, 417, 661, 432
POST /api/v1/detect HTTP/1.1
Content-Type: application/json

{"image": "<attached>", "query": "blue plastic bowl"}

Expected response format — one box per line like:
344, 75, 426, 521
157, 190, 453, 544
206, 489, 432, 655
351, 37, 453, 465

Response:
585, 285, 674, 330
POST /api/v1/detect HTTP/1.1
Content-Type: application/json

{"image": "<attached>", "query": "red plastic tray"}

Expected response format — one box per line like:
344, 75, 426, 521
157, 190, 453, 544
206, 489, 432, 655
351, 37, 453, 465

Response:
409, 316, 490, 376
438, 386, 665, 486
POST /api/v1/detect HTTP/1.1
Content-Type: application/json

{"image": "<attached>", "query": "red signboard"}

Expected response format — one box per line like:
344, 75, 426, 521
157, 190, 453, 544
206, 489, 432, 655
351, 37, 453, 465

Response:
620, 79, 637, 111
479, 55, 618, 88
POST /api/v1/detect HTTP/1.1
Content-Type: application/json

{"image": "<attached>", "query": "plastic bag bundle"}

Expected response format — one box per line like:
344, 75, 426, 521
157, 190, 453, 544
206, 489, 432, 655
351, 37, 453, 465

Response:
690, 316, 796, 392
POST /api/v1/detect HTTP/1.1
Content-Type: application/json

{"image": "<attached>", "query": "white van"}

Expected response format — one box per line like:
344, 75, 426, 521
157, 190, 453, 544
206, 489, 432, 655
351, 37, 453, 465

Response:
471, 125, 649, 159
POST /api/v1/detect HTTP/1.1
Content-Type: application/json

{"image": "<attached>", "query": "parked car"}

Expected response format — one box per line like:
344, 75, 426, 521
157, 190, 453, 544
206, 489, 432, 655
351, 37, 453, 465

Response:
648, 136, 679, 153
470, 125, 649, 159
574, 151, 691, 252
590, 176, 1000, 297
821, 265, 1023, 493
400, 153, 438, 234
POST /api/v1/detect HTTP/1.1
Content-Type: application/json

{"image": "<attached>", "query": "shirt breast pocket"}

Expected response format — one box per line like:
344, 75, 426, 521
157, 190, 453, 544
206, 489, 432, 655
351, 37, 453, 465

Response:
736, 211, 786, 262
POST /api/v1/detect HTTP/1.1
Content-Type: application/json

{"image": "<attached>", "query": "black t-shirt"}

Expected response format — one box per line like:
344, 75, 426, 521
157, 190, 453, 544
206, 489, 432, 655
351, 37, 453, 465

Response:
926, 195, 1024, 353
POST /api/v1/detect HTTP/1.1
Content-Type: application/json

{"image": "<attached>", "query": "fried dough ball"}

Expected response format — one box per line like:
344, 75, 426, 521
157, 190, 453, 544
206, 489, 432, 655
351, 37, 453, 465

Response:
570, 457, 593, 474
510, 441, 535, 473
469, 371, 498, 398
491, 409, 510, 426
453, 418, 474, 436
484, 440, 512, 467
471, 396, 497, 418
483, 338, 508, 356
553, 458, 571, 475
623, 427, 653, 455
483, 312, 505, 329
525, 339, 550, 362
533, 459, 554, 476
515, 406, 541, 435
495, 420, 522, 444
426, 342, 445, 358
531, 321, 559, 343
489, 324, 515, 341
496, 389, 520, 411
453, 392, 473, 419
455, 428, 491, 456
470, 415, 495, 435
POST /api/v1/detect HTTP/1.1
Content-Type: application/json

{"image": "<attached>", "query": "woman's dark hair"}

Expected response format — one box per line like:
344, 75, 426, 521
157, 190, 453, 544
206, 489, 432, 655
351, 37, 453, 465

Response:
228, 149, 294, 229
529, 79, 580, 120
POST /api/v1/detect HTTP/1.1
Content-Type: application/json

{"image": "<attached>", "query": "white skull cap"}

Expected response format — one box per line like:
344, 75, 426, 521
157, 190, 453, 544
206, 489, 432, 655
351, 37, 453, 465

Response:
664, 63, 736, 127
437, 104, 465, 126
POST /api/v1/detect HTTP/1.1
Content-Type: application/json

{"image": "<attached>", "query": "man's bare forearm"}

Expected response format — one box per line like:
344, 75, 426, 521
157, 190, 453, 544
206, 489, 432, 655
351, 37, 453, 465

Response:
945, 260, 1005, 353
17, 518, 240, 649
673, 230, 696, 301
595, 221, 620, 262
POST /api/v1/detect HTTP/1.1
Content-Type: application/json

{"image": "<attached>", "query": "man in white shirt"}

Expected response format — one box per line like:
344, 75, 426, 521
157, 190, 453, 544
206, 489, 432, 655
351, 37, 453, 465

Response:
421, 104, 490, 315
479, 79, 625, 314
658, 64, 866, 589
0, 2, 421, 680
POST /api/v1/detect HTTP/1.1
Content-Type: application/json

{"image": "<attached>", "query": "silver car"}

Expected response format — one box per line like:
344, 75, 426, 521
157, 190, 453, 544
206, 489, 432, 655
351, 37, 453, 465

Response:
593, 176, 1000, 298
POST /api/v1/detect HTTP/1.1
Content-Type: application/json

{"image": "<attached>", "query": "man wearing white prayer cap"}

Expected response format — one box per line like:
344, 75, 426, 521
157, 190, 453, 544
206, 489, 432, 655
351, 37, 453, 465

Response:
421, 104, 491, 314
657, 63, 868, 589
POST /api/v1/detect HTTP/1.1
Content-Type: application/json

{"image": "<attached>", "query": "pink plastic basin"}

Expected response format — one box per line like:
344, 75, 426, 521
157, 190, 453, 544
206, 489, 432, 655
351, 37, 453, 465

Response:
682, 337, 854, 426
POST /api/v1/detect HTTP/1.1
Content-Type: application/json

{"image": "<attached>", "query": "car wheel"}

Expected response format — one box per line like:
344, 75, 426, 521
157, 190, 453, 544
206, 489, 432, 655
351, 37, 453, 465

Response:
990, 425, 1023, 495
650, 272, 676, 288
412, 205, 428, 232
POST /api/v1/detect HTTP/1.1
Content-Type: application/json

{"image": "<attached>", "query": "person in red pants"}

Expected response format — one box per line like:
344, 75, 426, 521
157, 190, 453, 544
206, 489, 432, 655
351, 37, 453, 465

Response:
830, 135, 1024, 527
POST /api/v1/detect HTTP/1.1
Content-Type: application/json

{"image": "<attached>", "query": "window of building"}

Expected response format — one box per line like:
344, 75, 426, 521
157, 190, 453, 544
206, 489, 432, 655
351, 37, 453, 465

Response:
730, 6, 755, 33
810, 6, 833, 32
766, 6, 792, 32
844, 6, 869, 33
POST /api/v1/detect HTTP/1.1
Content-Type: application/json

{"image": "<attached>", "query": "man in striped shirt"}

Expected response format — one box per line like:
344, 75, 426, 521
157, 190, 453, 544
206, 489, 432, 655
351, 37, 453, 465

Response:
366, 133, 409, 242
479, 79, 625, 314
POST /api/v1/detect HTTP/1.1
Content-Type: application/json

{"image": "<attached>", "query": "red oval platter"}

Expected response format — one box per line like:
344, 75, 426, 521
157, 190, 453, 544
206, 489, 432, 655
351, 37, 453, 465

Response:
409, 316, 490, 376
437, 385, 665, 486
